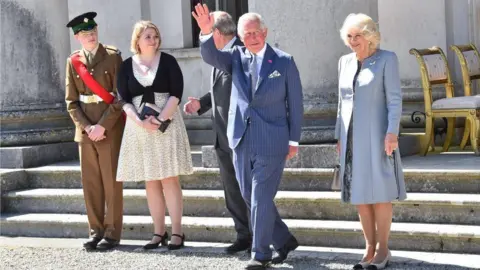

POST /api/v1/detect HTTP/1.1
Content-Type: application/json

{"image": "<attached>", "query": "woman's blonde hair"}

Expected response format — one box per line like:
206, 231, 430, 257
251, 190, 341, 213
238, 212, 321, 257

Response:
130, 20, 162, 54
340, 13, 380, 49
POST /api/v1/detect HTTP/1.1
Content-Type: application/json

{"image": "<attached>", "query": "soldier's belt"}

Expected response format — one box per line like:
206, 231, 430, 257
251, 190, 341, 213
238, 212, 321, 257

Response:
79, 93, 114, 103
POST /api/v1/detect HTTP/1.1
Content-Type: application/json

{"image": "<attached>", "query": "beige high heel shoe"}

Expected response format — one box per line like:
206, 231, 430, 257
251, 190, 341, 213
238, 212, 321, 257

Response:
354, 247, 375, 269
366, 250, 391, 270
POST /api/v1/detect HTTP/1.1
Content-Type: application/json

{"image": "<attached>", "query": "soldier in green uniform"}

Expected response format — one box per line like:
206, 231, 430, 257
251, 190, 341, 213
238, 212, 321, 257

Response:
65, 12, 124, 251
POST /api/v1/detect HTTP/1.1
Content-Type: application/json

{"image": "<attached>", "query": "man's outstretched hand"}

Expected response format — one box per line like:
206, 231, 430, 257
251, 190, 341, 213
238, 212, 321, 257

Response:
191, 3, 214, 35
183, 97, 201, 115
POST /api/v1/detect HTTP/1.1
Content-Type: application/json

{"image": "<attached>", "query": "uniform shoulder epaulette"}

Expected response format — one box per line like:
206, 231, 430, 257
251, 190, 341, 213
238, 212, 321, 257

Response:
104, 45, 121, 55
69, 50, 81, 57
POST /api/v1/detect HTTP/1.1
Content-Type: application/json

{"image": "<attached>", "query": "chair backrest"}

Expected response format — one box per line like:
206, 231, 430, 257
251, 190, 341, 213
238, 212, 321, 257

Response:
450, 43, 480, 96
409, 46, 454, 113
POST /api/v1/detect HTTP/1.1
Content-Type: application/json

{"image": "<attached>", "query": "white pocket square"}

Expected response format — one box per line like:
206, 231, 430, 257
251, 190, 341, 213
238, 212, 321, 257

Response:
268, 70, 281, 78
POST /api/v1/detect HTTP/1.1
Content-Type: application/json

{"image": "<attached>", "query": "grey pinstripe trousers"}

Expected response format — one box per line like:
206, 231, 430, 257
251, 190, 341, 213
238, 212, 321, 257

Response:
232, 131, 292, 261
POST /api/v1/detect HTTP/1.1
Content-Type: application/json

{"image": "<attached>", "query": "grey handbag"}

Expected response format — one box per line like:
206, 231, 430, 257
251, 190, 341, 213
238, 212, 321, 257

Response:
331, 164, 341, 190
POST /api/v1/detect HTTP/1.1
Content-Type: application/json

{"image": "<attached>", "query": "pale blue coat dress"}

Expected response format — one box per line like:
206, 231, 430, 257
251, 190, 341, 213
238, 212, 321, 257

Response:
335, 49, 407, 205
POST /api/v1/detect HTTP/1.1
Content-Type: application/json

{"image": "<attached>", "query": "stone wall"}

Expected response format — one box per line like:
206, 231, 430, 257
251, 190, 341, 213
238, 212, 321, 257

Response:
248, 0, 377, 143
380, 0, 478, 137
1, 0, 72, 146
249, 0, 477, 141
249, 0, 378, 123
1, 0, 477, 148
66, 0, 214, 144
0, 0, 214, 146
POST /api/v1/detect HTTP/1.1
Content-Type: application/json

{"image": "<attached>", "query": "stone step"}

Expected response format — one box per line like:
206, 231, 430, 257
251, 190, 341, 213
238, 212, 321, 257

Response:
1, 213, 478, 253
23, 163, 480, 193
201, 140, 422, 168
4, 189, 480, 225
187, 130, 214, 145
189, 145, 202, 167
0, 143, 203, 170
0, 142, 78, 169
202, 145, 338, 168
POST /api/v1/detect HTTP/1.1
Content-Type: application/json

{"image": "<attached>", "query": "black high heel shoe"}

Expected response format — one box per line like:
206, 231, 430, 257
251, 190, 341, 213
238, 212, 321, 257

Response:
167, 233, 185, 250
143, 231, 168, 250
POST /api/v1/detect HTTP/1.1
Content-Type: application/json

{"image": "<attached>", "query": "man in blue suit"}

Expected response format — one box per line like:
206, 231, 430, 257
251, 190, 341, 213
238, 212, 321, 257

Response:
193, 4, 304, 269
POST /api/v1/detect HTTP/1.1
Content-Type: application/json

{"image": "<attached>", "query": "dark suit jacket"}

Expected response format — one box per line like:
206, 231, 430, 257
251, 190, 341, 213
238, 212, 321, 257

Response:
198, 38, 244, 150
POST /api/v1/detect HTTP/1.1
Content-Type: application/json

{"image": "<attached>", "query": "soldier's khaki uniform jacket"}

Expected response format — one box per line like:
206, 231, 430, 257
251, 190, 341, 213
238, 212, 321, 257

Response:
65, 43, 124, 143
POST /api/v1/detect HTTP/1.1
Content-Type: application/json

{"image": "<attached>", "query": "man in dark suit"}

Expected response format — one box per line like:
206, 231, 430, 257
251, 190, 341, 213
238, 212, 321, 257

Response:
184, 11, 252, 254
192, 4, 304, 269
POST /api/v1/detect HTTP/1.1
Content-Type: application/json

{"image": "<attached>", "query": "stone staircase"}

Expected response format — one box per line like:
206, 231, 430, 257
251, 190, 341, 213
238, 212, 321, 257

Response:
1, 146, 479, 254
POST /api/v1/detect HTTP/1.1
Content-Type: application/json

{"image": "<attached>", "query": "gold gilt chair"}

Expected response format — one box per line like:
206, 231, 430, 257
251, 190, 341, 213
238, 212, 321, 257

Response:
450, 43, 480, 150
409, 46, 480, 155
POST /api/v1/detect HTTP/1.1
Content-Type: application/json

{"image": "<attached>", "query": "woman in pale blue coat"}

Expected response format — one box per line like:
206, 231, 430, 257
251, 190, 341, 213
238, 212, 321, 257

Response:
335, 14, 406, 270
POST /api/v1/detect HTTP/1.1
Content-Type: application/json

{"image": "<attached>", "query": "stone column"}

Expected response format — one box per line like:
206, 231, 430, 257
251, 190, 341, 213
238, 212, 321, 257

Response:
248, 0, 378, 144
0, 0, 71, 145
148, 0, 215, 144
149, 0, 193, 49
0, 0, 77, 167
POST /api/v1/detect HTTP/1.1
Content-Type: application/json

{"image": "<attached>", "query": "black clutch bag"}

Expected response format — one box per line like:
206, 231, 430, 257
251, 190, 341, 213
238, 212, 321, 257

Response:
158, 119, 171, 133
139, 105, 159, 120
139, 103, 172, 133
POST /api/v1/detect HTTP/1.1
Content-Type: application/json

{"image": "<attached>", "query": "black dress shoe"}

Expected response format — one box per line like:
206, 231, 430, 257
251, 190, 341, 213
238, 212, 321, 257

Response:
272, 235, 299, 264
245, 259, 271, 270
83, 236, 102, 250
225, 239, 252, 254
167, 233, 185, 250
96, 237, 120, 251
143, 232, 169, 250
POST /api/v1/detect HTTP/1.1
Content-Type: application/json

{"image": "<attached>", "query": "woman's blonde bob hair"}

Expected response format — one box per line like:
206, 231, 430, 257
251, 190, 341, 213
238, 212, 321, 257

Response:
130, 20, 162, 54
340, 13, 380, 49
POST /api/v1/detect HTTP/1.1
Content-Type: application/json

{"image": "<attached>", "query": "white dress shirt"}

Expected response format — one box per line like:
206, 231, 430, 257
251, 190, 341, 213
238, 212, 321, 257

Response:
222, 36, 237, 51
200, 34, 298, 147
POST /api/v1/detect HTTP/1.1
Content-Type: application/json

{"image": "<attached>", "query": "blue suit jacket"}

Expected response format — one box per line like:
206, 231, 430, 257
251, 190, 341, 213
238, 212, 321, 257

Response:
200, 36, 303, 156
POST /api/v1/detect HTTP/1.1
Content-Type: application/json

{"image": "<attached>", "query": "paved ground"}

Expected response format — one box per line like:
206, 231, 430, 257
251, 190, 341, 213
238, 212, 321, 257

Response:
0, 237, 478, 270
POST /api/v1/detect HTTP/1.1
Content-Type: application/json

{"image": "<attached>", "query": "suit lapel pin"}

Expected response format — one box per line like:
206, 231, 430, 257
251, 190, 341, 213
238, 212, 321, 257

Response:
268, 59, 272, 63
